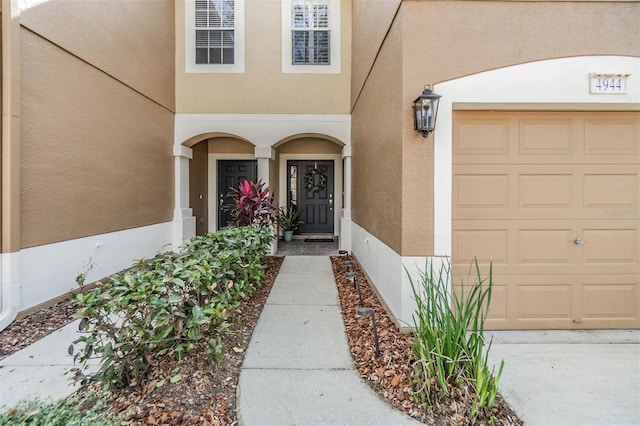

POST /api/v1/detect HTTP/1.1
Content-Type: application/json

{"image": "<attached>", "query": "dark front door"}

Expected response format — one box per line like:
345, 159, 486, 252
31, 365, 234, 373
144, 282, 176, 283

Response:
288, 160, 334, 234
218, 160, 257, 229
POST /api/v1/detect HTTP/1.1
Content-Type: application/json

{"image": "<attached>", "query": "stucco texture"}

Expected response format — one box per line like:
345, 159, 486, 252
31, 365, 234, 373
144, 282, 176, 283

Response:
175, 0, 351, 114
20, 0, 175, 111
350, 0, 640, 257
20, 30, 174, 248
351, 0, 400, 110
351, 16, 404, 254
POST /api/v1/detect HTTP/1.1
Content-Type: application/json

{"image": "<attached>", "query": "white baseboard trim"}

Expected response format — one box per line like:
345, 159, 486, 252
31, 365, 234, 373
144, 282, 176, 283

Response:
351, 222, 450, 326
14, 222, 173, 314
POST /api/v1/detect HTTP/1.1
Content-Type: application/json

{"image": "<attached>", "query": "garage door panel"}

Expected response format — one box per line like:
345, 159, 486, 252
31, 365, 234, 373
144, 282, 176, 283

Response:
453, 116, 510, 155
519, 174, 573, 209
454, 221, 637, 275
584, 116, 640, 155
583, 173, 638, 209
518, 284, 572, 320
452, 284, 508, 322
580, 274, 639, 327
518, 229, 574, 264
455, 165, 638, 220
453, 110, 640, 330
581, 226, 639, 269
519, 118, 574, 155
454, 111, 640, 165
582, 284, 637, 320
452, 228, 509, 266
453, 174, 509, 209
484, 275, 577, 330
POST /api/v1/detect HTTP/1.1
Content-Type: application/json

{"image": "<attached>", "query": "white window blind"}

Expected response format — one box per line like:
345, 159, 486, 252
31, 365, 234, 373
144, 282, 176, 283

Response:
291, 0, 330, 65
195, 0, 235, 65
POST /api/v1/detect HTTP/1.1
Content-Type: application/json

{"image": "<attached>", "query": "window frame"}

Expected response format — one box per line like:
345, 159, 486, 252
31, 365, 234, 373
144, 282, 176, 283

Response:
185, 0, 245, 73
282, 0, 340, 74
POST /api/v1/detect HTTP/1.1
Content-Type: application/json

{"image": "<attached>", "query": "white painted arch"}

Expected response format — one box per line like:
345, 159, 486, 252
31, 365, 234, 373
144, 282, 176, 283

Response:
433, 55, 640, 258
175, 114, 351, 149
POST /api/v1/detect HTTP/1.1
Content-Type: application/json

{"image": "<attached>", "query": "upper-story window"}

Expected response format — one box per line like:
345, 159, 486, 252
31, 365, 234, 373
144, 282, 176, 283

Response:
186, 0, 245, 73
292, 0, 329, 65
282, 0, 340, 74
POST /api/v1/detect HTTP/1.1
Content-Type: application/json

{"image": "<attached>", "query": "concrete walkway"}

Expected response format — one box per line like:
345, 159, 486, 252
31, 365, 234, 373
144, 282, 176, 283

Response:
0, 319, 90, 408
237, 256, 421, 426
487, 330, 640, 426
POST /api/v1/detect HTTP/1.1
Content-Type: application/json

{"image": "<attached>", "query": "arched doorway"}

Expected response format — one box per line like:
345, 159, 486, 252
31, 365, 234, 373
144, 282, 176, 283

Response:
275, 135, 344, 237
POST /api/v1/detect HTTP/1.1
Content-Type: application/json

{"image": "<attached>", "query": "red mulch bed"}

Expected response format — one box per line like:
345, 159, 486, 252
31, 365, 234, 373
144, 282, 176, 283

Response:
330, 255, 523, 426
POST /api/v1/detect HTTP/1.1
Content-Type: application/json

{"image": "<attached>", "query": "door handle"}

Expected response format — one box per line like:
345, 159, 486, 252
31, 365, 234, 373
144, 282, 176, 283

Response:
219, 195, 224, 208
329, 194, 333, 210
574, 238, 586, 245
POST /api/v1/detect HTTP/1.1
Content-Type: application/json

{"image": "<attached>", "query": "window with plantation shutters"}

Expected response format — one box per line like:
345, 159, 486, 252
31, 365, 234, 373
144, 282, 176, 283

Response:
195, 0, 235, 65
186, 0, 245, 73
291, 0, 329, 65
282, 0, 340, 74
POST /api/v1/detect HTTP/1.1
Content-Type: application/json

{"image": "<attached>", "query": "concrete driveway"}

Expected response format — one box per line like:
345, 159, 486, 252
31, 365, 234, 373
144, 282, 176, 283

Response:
486, 330, 640, 426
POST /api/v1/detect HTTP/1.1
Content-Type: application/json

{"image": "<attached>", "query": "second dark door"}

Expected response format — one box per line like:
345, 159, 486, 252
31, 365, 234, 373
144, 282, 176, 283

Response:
218, 160, 258, 229
288, 160, 334, 234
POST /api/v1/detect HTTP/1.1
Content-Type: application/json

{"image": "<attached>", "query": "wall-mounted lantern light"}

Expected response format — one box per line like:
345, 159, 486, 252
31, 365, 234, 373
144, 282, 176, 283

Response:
413, 84, 442, 138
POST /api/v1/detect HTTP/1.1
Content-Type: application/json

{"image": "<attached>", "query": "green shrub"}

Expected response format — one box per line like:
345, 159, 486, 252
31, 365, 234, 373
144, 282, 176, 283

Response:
408, 258, 504, 422
0, 392, 118, 426
72, 226, 273, 388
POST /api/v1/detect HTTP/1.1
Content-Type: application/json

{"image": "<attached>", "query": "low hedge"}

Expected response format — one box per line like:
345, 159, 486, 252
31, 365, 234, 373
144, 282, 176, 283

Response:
72, 225, 274, 388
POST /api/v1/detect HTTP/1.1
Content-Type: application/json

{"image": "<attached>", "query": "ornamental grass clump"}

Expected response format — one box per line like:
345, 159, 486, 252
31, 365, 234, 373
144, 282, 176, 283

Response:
71, 225, 273, 389
408, 258, 504, 422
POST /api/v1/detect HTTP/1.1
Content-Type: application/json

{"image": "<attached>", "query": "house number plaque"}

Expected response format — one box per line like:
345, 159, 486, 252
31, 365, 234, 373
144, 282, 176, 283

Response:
590, 73, 629, 94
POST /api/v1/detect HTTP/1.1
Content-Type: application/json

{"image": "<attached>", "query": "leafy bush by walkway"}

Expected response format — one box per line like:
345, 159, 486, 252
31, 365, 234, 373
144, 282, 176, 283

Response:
72, 225, 274, 388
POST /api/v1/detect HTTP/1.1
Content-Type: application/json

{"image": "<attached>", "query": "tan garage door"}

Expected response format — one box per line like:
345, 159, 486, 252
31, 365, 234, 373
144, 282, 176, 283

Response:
452, 111, 640, 330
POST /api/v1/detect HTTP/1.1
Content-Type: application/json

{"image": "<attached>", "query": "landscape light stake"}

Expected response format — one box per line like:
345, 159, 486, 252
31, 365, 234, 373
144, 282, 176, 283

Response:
345, 271, 364, 306
342, 260, 353, 272
357, 307, 381, 357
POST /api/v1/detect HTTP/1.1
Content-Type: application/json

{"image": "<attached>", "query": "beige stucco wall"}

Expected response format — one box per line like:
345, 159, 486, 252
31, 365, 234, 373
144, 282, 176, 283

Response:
270, 157, 279, 203
20, 0, 175, 111
20, 28, 174, 248
175, 0, 351, 114
351, 0, 400, 111
351, 0, 640, 257
208, 137, 255, 154
278, 137, 342, 154
401, 1, 639, 91
351, 16, 404, 254
190, 141, 208, 236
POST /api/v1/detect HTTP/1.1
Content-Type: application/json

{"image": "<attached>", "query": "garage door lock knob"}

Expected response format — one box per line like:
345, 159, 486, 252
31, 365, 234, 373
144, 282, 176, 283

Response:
574, 238, 586, 245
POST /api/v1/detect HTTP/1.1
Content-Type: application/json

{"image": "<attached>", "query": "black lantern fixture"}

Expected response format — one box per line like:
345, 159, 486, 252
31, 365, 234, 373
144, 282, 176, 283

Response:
413, 84, 442, 138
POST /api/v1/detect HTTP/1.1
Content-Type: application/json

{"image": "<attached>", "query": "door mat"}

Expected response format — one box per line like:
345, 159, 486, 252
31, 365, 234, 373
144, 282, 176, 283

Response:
304, 238, 335, 242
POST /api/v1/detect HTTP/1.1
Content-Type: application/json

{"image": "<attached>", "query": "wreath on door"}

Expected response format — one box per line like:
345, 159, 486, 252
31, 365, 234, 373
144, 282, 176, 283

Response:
303, 168, 327, 193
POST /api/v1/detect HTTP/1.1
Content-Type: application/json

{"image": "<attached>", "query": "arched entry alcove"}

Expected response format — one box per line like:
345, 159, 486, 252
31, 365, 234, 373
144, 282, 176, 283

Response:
173, 114, 352, 249
273, 134, 347, 239
173, 132, 257, 245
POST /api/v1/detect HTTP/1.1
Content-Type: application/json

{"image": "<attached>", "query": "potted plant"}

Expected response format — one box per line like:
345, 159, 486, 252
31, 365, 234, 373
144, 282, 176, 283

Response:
276, 206, 304, 242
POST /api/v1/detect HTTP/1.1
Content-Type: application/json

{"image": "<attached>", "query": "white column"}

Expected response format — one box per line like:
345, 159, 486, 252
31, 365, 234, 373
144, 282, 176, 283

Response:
254, 146, 277, 254
340, 145, 352, 251
172, 145, 196, 250
254, 146, 276, 187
